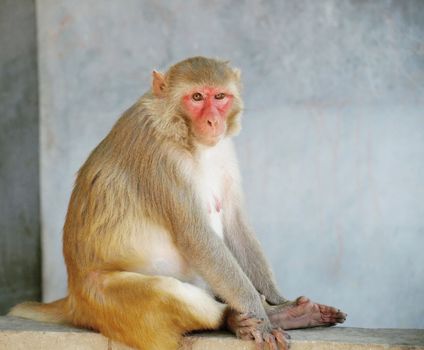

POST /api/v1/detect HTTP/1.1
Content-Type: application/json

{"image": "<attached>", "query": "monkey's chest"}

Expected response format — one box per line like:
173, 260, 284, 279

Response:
204, 191, 224, 238
197, 158, 224, 239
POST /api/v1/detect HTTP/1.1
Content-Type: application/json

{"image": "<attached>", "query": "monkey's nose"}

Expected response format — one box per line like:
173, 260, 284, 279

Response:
206, 119, 219, 128
204, 117, 223, 137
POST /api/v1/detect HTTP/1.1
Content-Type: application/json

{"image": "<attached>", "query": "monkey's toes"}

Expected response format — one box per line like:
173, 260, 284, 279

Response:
318, 304, 347, 324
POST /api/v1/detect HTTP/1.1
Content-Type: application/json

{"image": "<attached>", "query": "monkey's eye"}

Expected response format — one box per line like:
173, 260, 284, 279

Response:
214, 93, 226, 100
192, 92, 203, 101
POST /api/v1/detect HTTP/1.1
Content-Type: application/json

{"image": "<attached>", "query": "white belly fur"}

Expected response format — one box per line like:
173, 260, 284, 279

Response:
128, 216, 218, 291
128, 219, 193, 280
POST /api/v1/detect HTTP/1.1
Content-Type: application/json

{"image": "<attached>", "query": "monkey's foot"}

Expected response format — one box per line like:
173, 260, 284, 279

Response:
226, 310, 290, 349
267, 296, 347, 330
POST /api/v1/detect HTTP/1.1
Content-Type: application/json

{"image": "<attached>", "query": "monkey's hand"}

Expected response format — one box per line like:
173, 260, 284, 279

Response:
226, 309, 290, 350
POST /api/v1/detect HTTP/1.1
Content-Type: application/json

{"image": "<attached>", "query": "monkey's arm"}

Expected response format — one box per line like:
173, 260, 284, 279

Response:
170, 197, 268, 319
146, 166, 269, 321
223, 201, 287, 305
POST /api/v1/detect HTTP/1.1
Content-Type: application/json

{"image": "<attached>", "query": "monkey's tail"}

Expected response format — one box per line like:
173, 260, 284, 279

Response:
8, 297, 71, 324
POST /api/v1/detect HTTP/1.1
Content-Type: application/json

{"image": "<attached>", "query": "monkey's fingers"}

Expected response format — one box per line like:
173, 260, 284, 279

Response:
237, 328, 255, 341
238, 325, 262, 339
252, 330, 265, 350
227, 311, 264, 340
272, 328, 290, 350
272, 327, 290, 340
263, 333, 278, 350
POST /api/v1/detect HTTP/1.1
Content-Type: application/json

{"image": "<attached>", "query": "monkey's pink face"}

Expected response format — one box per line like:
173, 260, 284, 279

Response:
182, 87, 234, 146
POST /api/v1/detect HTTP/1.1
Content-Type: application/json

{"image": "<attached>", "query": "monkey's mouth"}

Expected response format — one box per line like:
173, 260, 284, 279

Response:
207, 127, 228, 145
198, 134, 223, 147
193, 126, 226, 147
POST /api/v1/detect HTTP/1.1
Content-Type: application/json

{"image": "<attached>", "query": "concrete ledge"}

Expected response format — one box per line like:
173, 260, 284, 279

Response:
1, 316, 423, 350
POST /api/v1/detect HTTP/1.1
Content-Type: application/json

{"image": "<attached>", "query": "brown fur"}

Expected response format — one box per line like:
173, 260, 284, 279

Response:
9, 57, 288, 350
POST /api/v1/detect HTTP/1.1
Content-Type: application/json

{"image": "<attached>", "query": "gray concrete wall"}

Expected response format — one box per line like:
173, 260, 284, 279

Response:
0, 0, 41, 314
36, 1, 424, 328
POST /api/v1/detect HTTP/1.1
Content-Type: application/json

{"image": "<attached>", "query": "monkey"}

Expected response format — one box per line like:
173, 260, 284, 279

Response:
9, 57, 346, 350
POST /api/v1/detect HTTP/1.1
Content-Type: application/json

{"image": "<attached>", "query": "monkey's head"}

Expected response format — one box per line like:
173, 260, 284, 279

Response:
152, 57, 243, 147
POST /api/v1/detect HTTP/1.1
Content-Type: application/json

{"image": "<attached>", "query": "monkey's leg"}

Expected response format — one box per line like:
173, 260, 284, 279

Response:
73, 271, 227, 350
224, 203, 347, 329
266, 296, 347, 330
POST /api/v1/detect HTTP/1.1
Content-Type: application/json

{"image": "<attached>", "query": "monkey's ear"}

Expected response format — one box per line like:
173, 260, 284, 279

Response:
152, 70, 167, 97
232, 68, 241, 81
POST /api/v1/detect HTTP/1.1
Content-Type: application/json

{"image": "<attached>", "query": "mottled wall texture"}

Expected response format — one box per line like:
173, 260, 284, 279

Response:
8, 0, 424, 327
0, 0, 41, 314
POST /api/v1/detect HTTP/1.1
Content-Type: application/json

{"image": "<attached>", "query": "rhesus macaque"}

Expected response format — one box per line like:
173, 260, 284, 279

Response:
10, 57, 346, 350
